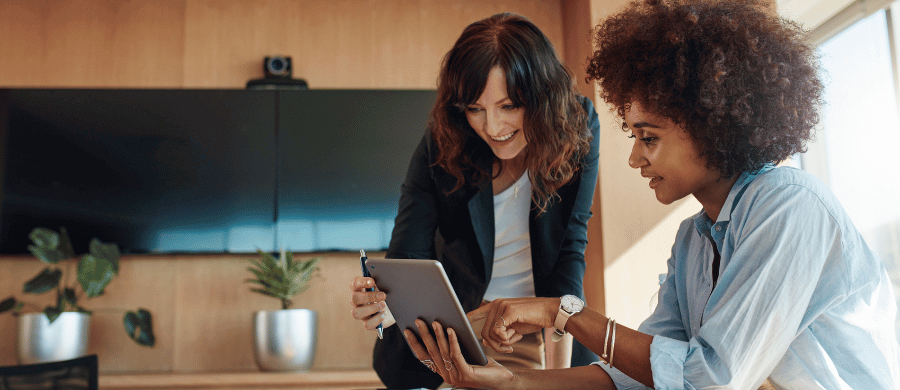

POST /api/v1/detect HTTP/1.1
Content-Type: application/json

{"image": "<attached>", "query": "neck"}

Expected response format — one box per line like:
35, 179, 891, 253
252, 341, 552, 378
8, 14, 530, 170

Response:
696, 175, 740, 221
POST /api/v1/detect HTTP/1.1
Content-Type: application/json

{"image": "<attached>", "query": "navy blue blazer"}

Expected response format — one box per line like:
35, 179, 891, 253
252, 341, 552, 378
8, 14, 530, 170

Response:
374, 96, 601, 389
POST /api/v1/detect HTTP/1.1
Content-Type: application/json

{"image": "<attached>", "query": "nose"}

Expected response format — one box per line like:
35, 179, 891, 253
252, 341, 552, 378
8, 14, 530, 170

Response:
628, 140, 645, 169
486, 109, 503, 136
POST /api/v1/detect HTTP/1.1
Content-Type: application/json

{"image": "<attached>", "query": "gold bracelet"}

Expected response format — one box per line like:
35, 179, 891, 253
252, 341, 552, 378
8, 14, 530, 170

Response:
601, 317, 612, 364
609, 318, 617, 367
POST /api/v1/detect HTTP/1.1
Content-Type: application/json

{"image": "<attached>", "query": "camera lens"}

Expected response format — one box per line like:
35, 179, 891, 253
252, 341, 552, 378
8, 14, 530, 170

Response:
266, 56, 290, 77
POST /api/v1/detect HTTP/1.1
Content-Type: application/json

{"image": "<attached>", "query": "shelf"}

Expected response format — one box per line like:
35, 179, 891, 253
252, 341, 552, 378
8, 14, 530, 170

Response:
99, 369, 383, 390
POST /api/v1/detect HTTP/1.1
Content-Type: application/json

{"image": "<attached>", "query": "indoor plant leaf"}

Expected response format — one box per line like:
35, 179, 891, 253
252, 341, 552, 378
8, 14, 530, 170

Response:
27, 227, 67, 264
89, 238, 121, 273
27, 245, 66, 264
0, 297, 16, 314
23, 268, 62, 294
58, 227, 76, 259
123, 309, 155, 347
28, 227, 59, 249
43, 305, 62, 323
77, 254, 116, 298
61, 287, 78, 310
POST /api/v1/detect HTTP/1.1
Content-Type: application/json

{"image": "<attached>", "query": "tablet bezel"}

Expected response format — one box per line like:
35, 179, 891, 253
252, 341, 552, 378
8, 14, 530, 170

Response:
364, 258, 489, 366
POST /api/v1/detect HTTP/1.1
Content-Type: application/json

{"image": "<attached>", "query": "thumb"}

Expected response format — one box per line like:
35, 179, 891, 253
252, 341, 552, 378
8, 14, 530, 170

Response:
467, 303, 491, 323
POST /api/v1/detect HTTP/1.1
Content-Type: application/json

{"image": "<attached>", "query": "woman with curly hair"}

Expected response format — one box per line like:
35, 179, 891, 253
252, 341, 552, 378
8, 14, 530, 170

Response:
348, 12, 601, 389
404, 0, 900, 389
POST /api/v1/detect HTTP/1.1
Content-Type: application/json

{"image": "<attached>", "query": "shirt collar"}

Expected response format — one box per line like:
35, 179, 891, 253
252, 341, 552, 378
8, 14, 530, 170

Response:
692, 164, 776, 235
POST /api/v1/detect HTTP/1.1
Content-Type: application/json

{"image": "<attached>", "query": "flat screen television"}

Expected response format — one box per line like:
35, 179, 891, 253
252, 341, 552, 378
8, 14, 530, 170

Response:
0, 88, 435, 254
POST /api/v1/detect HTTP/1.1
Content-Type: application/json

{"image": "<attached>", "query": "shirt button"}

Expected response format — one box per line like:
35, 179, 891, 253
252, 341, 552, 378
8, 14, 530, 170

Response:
715, 225, 721, 232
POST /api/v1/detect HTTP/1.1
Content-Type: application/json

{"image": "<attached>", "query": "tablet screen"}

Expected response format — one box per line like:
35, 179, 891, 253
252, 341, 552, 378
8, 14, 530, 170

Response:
365, 258, 489, 366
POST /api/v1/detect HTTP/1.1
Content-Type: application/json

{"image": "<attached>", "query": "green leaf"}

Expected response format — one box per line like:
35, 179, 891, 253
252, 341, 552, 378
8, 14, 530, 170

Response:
123, 309, 155, 347
44, 306, 62, 323
29, 228, 59, 249
283, 250, 294, 271
28, 245, 66, 264
77, 255, 116, 297
0, 297, 16, 314
89, 238, 121, 273
23, 268, 62, 294
61, 287, 78, 309
58, 227, 76, 259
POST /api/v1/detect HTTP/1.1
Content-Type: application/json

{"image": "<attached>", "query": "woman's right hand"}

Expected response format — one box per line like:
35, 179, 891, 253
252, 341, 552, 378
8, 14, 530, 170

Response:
468, 297, 559, 353
349, 276, 395, 330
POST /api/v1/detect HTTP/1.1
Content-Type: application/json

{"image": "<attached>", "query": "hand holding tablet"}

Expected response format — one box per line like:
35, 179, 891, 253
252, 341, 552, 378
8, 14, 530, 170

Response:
363, 258, 489, 366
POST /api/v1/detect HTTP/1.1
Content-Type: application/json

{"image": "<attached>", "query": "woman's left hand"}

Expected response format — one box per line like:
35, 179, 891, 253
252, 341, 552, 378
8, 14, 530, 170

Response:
403, 319, 514, 390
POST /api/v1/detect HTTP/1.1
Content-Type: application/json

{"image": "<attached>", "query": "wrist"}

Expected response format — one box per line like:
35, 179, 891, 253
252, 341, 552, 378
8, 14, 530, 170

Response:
548, 297, 562, 326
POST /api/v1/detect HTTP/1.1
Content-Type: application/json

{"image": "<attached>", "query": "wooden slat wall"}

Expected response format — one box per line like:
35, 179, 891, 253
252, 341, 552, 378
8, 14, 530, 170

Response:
0, 0, 577, 374
0, 0, 564, 89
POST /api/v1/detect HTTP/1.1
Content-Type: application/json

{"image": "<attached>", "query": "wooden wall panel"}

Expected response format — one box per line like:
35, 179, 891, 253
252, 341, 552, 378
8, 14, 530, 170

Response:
0, 0, 565, 89
182, 0, 564, 88
0, 0, 185, 88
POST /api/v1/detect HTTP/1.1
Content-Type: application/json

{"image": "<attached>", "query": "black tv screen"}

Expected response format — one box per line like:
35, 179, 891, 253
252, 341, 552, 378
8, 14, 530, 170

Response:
0, 89, 435, 254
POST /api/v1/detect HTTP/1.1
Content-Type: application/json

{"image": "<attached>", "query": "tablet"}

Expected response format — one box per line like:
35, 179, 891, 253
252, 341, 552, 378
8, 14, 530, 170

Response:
364, 258, 489, 366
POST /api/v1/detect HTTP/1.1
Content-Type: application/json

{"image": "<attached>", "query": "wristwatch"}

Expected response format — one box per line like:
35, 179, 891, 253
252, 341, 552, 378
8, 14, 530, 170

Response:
552, 295, 584, 342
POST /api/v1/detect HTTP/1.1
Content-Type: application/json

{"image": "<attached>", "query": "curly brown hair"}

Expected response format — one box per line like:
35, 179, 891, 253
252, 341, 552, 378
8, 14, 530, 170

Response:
586, 0, 823, 178
432, 13, 590, 213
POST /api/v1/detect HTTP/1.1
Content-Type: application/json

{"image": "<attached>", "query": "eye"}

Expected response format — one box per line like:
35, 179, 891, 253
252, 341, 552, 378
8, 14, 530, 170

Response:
640, 136, 657, 144
465, 106, 483, 114
501, 104, 517, 111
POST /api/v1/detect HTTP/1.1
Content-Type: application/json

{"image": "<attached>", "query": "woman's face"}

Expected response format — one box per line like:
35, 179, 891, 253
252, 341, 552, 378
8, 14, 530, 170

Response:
624, 101, 722, 206
464, 66, 527, 160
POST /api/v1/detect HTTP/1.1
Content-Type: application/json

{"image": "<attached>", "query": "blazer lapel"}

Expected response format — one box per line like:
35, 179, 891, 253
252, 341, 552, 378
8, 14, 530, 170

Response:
468, 183, 494, 282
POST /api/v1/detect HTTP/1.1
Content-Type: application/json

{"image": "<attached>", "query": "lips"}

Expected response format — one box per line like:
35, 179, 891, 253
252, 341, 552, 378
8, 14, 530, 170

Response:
642, 174, 663, 189
491, 130, 517, 142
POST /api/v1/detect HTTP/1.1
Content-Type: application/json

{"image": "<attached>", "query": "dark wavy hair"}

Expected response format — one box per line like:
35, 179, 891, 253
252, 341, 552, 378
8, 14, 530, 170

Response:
432, 12, 590, 213
586, 0, 823, 178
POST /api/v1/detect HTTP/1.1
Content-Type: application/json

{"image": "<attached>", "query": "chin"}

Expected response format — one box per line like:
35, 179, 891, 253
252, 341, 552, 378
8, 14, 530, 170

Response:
654, 192, 677, 205
492, 145, 526, 161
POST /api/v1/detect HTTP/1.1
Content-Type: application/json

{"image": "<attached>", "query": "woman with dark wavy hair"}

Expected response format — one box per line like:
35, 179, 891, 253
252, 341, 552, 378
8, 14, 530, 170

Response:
349, 12, 601, 389
405, 1, 900, 389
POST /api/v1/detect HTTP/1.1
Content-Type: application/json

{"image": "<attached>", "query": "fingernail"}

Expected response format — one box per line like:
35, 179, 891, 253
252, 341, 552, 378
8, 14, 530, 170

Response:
367, 279, 373, 286
379, 301, 386, 309
377, 292, 386, 300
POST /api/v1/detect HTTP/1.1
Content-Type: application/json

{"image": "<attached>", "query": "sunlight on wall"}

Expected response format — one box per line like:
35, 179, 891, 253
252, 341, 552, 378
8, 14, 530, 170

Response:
604, 197, 701, 328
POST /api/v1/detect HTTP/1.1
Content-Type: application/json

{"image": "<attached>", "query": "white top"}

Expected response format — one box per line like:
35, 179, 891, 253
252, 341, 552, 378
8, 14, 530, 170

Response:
483, 170, 536, 302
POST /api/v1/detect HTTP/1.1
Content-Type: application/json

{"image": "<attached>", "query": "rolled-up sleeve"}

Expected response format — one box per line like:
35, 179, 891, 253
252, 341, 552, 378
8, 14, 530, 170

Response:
649, 337, 689, 389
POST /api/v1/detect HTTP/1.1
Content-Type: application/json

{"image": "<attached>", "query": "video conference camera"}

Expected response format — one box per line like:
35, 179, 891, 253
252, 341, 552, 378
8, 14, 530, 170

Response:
247, 55, 309, 90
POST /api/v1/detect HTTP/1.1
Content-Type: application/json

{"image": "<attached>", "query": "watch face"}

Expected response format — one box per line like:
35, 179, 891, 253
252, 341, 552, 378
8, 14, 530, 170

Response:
561, 295, 584, 312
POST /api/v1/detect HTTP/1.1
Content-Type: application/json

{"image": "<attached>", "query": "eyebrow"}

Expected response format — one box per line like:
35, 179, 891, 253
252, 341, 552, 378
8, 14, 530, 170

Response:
630, 121, 662, 129
468, 97, 513, 107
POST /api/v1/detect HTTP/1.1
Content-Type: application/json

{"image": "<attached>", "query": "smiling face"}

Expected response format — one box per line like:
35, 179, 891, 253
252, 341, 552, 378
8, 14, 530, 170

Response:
625, 101, 736, 218
464, 66, 527, 160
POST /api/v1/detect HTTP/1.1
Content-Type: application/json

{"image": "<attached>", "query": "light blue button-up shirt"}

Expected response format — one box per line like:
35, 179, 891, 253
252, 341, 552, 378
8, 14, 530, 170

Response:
600, 165, 900, 389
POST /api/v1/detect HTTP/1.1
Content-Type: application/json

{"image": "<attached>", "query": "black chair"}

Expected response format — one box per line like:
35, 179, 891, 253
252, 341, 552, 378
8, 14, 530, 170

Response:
0, 355, 98, 390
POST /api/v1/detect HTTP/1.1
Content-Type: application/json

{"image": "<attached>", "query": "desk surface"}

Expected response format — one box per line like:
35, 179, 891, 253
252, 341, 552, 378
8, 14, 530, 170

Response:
99, 369, 383, 390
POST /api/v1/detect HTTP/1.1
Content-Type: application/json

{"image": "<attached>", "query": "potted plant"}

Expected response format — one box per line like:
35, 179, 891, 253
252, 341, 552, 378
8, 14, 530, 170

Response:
246, 249, 320, 372
0, 227, 155, 364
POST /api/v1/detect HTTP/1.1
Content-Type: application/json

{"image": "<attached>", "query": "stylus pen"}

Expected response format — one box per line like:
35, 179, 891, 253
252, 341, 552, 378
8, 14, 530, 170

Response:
359, 249, 384, 339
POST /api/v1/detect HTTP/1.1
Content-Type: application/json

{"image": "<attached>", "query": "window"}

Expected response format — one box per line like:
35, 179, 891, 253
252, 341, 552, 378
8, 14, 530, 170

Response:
806, 1, 900, 337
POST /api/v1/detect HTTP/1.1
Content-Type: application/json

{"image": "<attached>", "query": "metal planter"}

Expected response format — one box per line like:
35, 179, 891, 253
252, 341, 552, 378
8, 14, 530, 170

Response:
17, 312, 90, 364
253, 309, 317, 371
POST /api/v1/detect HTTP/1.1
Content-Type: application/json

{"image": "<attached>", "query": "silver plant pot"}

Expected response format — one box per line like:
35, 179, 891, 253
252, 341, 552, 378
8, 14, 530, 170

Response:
17, 312, 90, 364
253, 309, 317, 371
